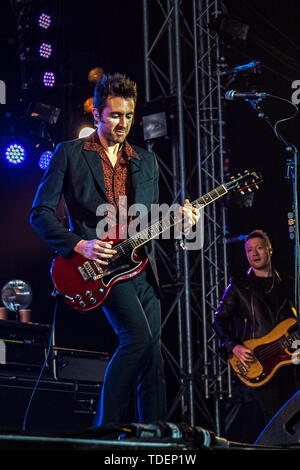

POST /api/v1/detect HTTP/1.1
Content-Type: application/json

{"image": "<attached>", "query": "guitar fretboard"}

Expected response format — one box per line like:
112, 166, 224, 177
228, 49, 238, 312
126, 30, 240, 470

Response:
128, 184, 228, 249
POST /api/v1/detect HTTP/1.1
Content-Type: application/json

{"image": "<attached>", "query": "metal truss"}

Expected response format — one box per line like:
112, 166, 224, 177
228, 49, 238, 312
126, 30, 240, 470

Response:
142, 0, 231, 434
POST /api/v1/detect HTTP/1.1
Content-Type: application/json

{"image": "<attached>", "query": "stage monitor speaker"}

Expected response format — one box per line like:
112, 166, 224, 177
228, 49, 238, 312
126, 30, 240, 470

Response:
0, 377, 101, 434
52, 347, 110, 383
255, 390, 300, 446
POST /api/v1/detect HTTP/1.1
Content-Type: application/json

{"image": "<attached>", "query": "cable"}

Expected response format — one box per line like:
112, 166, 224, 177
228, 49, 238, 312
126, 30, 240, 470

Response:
21, 295, 58, 432
269, 96, 299, 145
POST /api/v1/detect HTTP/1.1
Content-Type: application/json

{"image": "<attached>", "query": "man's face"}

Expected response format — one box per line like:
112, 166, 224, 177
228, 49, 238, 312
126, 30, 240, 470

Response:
94, 95, 135, 145
245, 237, 272, 272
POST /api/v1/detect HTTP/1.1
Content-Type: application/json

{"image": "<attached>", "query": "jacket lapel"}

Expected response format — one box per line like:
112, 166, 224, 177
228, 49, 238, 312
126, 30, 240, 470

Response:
130, 155, 141, 202
82, 149, 107, 197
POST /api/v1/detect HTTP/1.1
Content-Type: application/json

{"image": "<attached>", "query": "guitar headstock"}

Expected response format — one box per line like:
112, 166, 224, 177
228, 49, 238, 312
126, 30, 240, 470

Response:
225, 170, 263, 194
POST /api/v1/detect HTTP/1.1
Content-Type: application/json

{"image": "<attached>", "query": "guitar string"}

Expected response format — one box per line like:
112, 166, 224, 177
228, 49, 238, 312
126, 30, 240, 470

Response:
256, 338, 298, 360
246, 330, 299, 363
105, 185, 228, 261
113, 176, 258, 257
253, 333, 298, 359
94, 177, 255, 268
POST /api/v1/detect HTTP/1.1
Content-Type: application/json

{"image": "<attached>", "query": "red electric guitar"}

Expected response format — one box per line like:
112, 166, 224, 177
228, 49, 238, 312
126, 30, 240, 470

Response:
51, 170, 262, 312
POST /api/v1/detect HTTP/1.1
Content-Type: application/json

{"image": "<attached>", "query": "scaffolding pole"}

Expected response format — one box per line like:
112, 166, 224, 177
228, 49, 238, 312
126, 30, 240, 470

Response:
142, 0, 231, 433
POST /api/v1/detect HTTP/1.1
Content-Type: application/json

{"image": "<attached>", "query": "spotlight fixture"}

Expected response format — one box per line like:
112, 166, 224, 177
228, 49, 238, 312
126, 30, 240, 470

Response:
4, 143, 26, 165
38, 13, 51, 30
83, 97, 94, 113
39, 150, 53, 170
39, 43, 52, 59
142, 112, 168, 141
27, 102, 61, 125
220, 15, 249, 41
43, 72, 55, 87
88, 67, 104, 83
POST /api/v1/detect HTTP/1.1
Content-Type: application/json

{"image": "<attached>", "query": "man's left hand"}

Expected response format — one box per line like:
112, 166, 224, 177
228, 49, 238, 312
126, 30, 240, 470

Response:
181, 198, 200, 234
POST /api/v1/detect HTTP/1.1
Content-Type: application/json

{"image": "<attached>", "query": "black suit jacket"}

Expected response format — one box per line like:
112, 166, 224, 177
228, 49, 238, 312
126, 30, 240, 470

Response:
30, 136, 160, 285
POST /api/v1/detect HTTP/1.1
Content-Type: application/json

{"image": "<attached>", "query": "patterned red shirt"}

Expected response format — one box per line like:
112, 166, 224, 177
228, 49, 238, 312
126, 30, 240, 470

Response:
83, 131, 139, 226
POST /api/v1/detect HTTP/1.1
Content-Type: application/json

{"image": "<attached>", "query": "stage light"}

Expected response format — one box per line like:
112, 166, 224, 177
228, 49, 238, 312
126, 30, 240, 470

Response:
43, 72, 55, 87
142, 112, 168, 140
79, 127, 94, 138
88, 67, 104, 83
83, 97, 94, 113
219, 16, 249, 41
39, 43, 52, 59
38, 13, 51, 30
27, 102, 61, 125
4, 143, 26, 165
39, 150, 53, 170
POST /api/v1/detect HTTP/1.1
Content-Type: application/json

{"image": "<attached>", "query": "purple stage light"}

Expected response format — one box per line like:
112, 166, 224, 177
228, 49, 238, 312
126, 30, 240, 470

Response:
38, 13, 51, 29
43, 72, 55, 87
39, 150, 53, 170
39, 43, 52, 59
5, 143, 26, 165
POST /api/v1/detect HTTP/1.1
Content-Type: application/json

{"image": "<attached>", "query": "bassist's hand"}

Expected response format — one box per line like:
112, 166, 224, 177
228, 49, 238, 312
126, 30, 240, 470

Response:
74, 239, 117, 265
232, 344, 255, 369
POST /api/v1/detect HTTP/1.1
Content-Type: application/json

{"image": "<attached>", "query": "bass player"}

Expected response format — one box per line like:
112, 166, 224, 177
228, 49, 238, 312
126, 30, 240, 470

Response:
213, 229, 298, 427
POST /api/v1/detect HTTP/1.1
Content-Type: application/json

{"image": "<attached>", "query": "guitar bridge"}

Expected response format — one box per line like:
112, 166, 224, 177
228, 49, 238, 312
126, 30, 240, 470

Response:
78, 261, 96, 281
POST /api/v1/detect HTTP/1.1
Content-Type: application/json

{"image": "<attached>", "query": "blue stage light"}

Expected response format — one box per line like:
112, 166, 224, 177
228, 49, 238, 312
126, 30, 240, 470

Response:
5, 143, 26, 165
39, 150, 53, 169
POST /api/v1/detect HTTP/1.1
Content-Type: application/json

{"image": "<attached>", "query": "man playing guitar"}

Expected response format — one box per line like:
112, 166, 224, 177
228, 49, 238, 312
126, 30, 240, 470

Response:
30, 73, 200, 429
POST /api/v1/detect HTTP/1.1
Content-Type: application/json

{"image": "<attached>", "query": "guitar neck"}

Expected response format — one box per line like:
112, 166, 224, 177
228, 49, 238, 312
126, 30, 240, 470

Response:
129, 184, 228, 249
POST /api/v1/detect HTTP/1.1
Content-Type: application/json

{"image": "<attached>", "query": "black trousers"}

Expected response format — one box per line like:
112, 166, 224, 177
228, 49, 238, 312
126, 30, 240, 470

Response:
93, 268, 167, 426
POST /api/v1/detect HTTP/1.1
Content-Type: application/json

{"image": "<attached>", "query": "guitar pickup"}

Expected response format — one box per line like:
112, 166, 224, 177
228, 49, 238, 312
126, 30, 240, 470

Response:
94, 262, 104, 274
92, 264, 131, 281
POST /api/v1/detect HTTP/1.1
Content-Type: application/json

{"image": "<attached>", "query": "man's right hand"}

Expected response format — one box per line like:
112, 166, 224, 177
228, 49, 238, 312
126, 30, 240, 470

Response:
232, 344, 255, 369
74, 239, 117, 265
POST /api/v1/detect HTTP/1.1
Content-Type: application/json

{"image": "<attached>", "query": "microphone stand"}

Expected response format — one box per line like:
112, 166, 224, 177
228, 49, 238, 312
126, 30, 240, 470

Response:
248, 98, 300, 323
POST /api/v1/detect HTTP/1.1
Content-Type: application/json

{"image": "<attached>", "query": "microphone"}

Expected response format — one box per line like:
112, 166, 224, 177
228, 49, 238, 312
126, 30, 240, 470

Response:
225, 90, 268, 101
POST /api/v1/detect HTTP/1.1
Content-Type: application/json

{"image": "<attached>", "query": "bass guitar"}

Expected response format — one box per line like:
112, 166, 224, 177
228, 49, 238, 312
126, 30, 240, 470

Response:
229, 317, 300, 387
51, 170, 261, 312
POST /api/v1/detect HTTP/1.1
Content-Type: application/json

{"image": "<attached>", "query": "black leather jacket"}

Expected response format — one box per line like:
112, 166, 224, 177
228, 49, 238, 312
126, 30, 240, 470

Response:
213, 268, 296, 355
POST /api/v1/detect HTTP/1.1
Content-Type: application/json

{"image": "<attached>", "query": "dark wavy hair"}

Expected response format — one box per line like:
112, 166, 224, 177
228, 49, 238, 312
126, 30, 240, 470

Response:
93, 73, 138, 117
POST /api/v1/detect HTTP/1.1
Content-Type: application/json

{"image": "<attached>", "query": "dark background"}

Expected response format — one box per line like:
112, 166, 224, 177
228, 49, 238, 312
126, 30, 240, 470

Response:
0, 0, 300, 435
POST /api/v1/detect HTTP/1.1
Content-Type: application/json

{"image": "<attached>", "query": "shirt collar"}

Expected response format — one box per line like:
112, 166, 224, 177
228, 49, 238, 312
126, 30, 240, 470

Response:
82, 130, 140, 160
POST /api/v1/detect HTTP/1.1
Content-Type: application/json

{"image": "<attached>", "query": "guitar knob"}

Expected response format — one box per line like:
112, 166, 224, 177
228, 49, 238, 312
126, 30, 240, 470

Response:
90, 298, 96, 304
79, 301, 86, 307
85, 291, 92, 297
98, 288, 105, 293
75, 294, 82, 300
